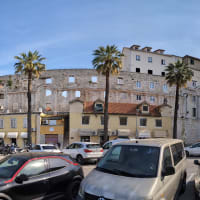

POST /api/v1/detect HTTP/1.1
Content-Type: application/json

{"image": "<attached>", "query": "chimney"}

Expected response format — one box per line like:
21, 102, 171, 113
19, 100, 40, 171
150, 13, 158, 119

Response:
154, 49, 165, 54
130, 45, 140, 50
142, 46, 152, 52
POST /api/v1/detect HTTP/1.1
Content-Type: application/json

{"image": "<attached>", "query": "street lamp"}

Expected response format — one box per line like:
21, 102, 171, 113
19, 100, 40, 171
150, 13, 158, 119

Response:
136, 108, 140, 138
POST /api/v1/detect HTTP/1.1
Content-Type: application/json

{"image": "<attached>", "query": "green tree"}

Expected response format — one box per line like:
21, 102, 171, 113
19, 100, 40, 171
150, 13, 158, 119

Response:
92, 45, 123, 144
165, 60, 193, 138
14, 51, 45, 145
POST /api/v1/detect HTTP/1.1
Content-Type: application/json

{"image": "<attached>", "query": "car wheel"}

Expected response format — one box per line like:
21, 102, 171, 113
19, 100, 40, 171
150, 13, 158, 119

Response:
76, 155, 84, 165
186, 151, 189, 157
65, 180, 81, 200
180, 175, 186, 194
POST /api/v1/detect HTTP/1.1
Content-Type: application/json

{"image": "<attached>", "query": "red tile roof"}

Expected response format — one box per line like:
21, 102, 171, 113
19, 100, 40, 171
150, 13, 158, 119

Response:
83, 102, 161, 117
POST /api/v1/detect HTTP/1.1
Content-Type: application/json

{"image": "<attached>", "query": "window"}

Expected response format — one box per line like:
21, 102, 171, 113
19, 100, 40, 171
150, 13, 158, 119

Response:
82, 116, 90, 125
100, 116, 104, 125
62, 91, 67, 98
136, 81, 141, 88
171, 143, 184, 166
192, 81, 197, 87
120, 117, 127, 126
192, 108, 197, 118
18, 159, 46, 177
140, 118, 147, 126
148, 57, 152, 63
150, 96, 155, 103
161, 72, 165, 77
23, 118, 27, 128
148, 70, 153, 74
0, 94, 4, 99
136, 95, 141, 101
0, 119, 3, 129
81, 136, 90, 142
33, 145, 41, 150
75, 91, 81, 97
136, 68, 140, 73
143, 105, 149, 112
11, 118, 17, 128
163, 147, 173, 170
49, 120, 56, 126
117, 77, 124, 85
155, 119, 162, 127
191, 59, 195, 65
120, 93, 127, 99
161, 59, 165, 65
45, 78, 52, 84
94, 103, 103, 112
48, 158, 68, 172
150, 82, 154, 89
69, 75, 75, 83
91, 76, 98, 83
41, 120, 48, 125
136, 55, 140, 61
46, 90, 52, 96
163, 84, 168, 93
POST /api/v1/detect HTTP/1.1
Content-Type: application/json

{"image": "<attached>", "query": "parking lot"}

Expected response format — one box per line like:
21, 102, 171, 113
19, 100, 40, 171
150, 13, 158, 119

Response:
83, 157, 200, 200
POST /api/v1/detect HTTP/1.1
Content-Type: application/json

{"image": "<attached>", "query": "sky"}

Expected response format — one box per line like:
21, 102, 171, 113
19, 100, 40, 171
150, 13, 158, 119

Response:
0, 0, 200, 75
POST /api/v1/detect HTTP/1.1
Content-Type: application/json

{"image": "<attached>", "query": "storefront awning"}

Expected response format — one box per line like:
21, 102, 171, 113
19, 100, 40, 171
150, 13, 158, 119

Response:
7, 132, 18, 138
154, 130, 168, 138
117, 129, 131, 136
97, 129, 111, 136
21, 132, 28, 139
139, 130, 151, 138
79, 129, 95, 136
0, 132, 5, 138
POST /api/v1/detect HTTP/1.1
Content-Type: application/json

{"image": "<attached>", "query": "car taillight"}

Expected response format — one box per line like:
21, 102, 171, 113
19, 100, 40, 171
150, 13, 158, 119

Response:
100, 149, 104, 152
84, 149, 93, 153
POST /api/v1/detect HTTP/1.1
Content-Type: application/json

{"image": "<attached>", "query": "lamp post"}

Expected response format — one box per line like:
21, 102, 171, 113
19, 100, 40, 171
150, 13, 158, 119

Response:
136, 108, 140, 138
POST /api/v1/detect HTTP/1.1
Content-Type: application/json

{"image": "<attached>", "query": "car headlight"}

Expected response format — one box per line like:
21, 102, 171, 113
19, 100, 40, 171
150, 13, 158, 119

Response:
78, 185, 85, 198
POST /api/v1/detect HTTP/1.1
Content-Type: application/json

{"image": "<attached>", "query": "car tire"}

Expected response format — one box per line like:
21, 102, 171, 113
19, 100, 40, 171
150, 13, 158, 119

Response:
186, 151, 190, 157
65, 180, 81, 200
76, 155, 84, 165
180, 175, 186, 194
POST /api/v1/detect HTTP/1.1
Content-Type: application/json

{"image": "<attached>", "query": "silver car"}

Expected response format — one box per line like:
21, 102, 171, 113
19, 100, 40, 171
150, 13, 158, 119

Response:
77, 139, 186, 200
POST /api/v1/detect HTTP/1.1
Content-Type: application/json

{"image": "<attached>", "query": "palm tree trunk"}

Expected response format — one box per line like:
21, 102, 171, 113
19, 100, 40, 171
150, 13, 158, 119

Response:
104, 71, 109, 144
173, 84, 179, 139
27, 73, 32, 146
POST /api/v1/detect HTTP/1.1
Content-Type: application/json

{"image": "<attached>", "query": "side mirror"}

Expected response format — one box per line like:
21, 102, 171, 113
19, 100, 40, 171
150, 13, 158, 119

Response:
162, 166, 175, 177
194, 160, 200, 166
15, 174, 28, 184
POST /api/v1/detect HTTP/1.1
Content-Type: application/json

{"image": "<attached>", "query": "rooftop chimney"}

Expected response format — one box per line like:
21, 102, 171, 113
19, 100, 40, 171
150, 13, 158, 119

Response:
154, 49, 165, 54
130, 45, 140, 50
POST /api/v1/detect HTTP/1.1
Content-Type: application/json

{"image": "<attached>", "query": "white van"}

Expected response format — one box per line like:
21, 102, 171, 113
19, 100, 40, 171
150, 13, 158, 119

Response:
77, 139, 186, 200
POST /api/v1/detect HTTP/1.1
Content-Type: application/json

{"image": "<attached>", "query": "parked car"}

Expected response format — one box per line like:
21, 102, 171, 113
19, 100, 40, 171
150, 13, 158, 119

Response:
77, 139, 187, 200
63, 142, 103, 164
0, 152, 83, 200
30, 144, 61, 153
184, 142, 200, 157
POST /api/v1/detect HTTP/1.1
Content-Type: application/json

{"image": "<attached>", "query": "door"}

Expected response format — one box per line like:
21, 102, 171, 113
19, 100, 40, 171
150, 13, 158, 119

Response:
12, 159, 50, 200
64, 143, 76, 158
45, 134, 58, 145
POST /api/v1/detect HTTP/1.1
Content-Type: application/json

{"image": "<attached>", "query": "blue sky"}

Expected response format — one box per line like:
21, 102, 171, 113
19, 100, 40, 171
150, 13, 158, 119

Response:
0, 0, 200, 75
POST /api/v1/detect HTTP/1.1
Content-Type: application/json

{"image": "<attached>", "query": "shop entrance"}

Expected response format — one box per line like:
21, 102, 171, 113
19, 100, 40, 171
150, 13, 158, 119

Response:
45, 134, 58, 145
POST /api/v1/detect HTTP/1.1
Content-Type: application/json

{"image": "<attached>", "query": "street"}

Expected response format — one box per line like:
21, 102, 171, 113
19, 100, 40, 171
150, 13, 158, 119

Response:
83, 157, 200, 200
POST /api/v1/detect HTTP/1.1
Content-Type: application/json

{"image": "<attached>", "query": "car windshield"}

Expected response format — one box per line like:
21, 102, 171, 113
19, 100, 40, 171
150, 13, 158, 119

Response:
86, 144, 101, 149
97, 145, 160, 178
0, 156, 26, 179
42, 146, 57, 150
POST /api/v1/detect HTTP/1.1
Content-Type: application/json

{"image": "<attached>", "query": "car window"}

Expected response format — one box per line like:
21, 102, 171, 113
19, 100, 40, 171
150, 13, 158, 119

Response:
103, 142, 111, 150
75, 144, 82, 149
42, 146, 57, 150
171, 143, 184, 166
48, 158, 68, 172
34, 145, 41, 150
191, 143, 200, 148
18, 159, 46, 177
162, 147, 172, 170
68, 144, 75, 149
86, 144, 101, 148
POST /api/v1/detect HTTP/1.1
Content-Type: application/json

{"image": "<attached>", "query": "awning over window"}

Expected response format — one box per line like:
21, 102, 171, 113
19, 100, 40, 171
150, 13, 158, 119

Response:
154, 130, 168, 138
79, 129, 95, 136
139, 130, 151, 138
0, 132, 5, 138
117, 129, 131, 136
97, 129, 111, 136
7, 132, 18, 138
21, 132, 28, 139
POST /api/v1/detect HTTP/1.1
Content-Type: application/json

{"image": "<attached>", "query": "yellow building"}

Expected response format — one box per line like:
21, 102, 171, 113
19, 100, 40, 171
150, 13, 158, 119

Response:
69, 99, 173, 145
0, 113, 40, 147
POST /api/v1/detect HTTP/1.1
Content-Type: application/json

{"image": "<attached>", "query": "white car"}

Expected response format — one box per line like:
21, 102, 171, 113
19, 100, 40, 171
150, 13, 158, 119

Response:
30, 144, 61, 153
63, 142, 103, 164
184, 142, 200, 156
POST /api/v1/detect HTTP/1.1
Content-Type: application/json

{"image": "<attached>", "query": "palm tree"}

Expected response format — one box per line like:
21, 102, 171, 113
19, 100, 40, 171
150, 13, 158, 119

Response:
14, 51, 45, 146
92, 45, 123, 144
165, 60, 193, 139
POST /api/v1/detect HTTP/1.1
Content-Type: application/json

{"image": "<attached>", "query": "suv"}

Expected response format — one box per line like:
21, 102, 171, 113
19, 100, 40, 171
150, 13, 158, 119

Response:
63, 142, 103, 164
77, 139, 186, 200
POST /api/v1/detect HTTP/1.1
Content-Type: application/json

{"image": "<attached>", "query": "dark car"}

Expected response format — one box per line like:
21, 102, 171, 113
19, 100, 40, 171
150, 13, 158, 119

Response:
0, 152, 83, 200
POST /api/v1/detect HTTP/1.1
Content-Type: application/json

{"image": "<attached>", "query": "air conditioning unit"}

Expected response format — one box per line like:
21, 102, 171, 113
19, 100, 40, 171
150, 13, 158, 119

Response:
31, 128, 36, 132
